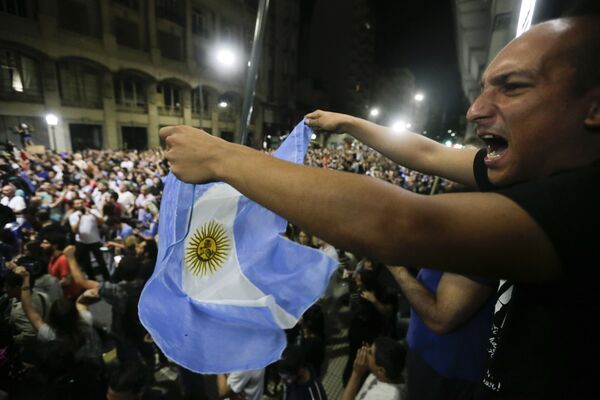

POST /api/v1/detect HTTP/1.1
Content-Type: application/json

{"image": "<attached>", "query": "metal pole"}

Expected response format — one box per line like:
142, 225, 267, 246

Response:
429, 176, 440, 195
240, 0, 270, 146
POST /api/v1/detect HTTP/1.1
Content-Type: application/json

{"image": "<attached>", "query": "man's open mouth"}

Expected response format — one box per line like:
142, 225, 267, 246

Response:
480, 134, 508, 159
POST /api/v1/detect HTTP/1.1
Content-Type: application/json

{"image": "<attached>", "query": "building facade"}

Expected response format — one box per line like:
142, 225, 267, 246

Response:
0, 0, 299, 151
305, 0, 376, 116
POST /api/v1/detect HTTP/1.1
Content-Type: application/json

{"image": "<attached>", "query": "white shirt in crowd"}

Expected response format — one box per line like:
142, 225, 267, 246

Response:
1, 195, 26, 213
226, 369, 265, 400
69, 209, 102, 244
120, 160, 134, 170
355, 374, 406, 400
135, 193, 155, 208
118, 190, 136, 215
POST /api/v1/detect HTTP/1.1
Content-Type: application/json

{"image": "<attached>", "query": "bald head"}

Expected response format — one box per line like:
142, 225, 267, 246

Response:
2, 185, 15, 198
532, 16, 600, 94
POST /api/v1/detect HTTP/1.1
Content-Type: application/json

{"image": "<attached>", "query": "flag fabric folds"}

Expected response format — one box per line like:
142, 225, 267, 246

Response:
139, 122, 338, 373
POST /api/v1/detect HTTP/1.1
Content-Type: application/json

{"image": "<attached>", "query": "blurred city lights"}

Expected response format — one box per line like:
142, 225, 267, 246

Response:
392, 121, 407, 132
414, 93, 424, 102
218, 101, 228, 108
445, 140, 453, 147
405, 123, 412, 129
215, 47, 237, 68
369, 108, 380, 117
311, 133, 317, 140
45, 114, 58, 126
451, 132, 456, 137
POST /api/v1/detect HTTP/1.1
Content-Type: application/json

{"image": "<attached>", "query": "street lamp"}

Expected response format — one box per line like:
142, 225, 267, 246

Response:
213, 46, 239, 73
414, 93, 425, 102
218, 101, 229, 108
369, 108, 380, 118
216, 48, 236, 67
45, 113, 58, 151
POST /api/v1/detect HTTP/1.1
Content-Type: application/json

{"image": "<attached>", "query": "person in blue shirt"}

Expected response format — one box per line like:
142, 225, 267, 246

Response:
390, 267, 496, 399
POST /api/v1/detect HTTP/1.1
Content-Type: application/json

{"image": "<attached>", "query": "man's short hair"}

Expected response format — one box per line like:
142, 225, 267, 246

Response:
374, 337, 406, 380
44, 233, 67, 250
113, 254, 140, 282
36, 208, 50, 222
277, 345, 307, 375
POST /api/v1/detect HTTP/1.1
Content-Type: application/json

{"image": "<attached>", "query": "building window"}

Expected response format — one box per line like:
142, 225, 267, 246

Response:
114, 17, 140, 49
58, 0, 101, 38
156, 0, 183, 24
194, 46, 207, 67
192, 7, 213, 37
157, 83, 181, 115
0, 49, 42, 102
114, 77, 146, 112
221, 21, 237, 41
0, 0, 27, 17
113, 0, 138, 9
158, 31, 183, 60
57, 62, 102, 108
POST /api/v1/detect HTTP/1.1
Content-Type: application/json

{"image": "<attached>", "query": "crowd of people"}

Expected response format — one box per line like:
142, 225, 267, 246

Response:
305, 145, 452, 195
0, 139, 445, 399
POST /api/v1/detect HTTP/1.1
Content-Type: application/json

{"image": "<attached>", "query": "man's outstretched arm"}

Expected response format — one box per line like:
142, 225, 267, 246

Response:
304, 110, 479, 187
161, 126, 561, 283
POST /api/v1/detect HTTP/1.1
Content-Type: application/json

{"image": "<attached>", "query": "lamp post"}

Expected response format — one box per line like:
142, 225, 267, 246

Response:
45, 113, 58, 151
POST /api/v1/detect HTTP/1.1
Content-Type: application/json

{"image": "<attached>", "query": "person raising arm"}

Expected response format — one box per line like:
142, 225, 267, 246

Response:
304, 110, 478, 187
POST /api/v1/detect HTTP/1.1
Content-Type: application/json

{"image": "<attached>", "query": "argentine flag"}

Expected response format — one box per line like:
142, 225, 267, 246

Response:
139, 122, 338, 373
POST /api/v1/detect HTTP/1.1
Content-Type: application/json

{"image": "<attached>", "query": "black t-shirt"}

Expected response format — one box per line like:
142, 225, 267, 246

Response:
473, 149, 600, 399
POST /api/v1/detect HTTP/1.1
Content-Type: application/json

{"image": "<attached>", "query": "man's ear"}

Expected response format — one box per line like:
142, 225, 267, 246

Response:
584, 100, 600, 130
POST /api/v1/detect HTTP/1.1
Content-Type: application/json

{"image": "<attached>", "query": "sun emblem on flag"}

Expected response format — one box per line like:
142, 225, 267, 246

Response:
184, 221, 231, 276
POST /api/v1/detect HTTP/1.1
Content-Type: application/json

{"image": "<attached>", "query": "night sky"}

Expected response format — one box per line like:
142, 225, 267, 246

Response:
373, 0, 467, 137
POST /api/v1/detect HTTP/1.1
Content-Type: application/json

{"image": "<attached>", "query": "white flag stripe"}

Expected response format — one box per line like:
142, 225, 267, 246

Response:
182, 184, 296, 328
